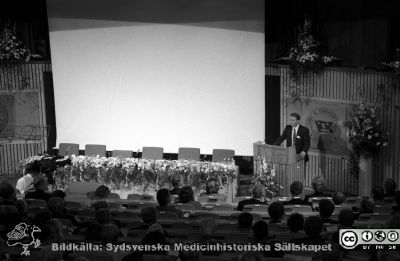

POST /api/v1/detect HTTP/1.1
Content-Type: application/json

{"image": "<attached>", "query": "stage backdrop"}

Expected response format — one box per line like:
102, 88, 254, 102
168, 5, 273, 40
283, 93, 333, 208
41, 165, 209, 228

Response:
46, 0, 265, 155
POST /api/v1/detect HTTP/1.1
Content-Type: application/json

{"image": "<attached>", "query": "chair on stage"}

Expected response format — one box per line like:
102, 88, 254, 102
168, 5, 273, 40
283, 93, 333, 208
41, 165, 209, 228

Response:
85, 144, 106, 157
112, 150, 133, 158
58, 143, 79, 156
178, 147, 200, 161
142, 147, 163, 160
212, 149, 235, 163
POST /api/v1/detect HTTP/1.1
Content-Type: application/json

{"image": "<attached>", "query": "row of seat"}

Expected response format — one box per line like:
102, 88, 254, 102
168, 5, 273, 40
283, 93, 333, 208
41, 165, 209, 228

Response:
57, 143, 235, 162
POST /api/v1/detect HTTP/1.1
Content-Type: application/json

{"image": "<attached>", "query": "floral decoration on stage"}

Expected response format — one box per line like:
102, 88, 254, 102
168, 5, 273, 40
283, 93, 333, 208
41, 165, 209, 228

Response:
250, 155, 282, 199
278, 18, 340, 99
0, 22, 39, 62
345, 93, 389, 175
18, 155, 238, 193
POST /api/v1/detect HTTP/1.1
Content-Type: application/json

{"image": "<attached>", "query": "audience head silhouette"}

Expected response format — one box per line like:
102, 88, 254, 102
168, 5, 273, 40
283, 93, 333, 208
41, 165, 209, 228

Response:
268, 201, 284, 222
287, 213, 304, 233
205, 178, 219, 194
290, 181, 303, 196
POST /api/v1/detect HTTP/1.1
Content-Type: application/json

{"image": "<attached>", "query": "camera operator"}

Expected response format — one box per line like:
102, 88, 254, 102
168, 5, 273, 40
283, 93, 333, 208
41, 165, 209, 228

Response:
16, 161, 41, 196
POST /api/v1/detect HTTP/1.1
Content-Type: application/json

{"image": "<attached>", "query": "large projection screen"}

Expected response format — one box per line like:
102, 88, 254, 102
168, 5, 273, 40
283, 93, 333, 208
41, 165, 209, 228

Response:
47, 0, 265, 155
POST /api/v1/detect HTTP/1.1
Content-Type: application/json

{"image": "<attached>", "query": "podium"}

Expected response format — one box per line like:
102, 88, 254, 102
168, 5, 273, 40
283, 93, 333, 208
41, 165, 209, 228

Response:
253, 141, 305, 197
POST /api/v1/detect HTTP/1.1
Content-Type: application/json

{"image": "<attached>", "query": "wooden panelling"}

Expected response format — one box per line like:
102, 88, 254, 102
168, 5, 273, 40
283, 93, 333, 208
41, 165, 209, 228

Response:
266, 64, 400, 195
0, 62, 51, 175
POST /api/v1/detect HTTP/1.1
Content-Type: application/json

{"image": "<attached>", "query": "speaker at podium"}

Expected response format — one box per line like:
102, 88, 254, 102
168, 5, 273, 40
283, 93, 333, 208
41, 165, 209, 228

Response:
253, 141, 305, 197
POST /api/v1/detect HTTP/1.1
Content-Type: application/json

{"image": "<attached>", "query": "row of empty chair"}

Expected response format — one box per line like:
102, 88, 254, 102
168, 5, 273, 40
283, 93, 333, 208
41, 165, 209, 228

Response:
57, 143, 235, 162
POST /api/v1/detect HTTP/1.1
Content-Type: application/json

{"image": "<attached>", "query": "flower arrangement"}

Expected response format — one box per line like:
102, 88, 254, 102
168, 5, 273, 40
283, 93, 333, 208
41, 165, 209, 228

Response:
250, 155, 282, 199
346, 98, 388, 158
279, 19, 339, 98
18, 155, 238, 194
0, 23, 39, 62
345, 94, 389, 176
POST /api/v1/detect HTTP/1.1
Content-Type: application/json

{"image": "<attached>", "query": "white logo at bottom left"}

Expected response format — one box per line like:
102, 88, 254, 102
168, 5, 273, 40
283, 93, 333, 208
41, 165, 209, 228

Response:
7, 223, 41, 256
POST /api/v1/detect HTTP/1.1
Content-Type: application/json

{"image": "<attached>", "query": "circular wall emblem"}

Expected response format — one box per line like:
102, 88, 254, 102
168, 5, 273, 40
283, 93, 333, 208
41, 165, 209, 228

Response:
0, 103, 8, 133
306, 107, 341, 149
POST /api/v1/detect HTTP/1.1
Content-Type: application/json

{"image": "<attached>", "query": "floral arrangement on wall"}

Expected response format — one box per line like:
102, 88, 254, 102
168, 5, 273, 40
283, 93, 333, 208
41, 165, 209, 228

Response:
279, 18, 339, 99
0, 22, 39, 62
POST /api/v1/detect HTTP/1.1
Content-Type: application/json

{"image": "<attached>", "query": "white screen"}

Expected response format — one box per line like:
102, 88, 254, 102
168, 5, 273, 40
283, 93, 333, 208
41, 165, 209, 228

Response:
47, 1, 264, 155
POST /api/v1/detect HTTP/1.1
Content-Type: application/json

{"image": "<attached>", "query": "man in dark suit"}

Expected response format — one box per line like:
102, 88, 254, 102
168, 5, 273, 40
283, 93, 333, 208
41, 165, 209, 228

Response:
274, 113, 310, 161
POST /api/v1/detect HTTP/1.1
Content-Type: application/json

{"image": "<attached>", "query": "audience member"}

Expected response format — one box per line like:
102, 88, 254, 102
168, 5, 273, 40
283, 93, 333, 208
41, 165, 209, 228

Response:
14, 199, 29, 222
84, 222, 102, 241
392, 190, 400, 214
141, 207, 158, 226
238, 212, 253, 230
156, 188, 182, 217
95, 208, 112, 224
16, 161, 40, 195
24, 177, 51, 202
0, 182, 17, 205
372, 186, 385, 203
284, 181, 311, 206
332, 192, 346, 205
338, 209, 354, 228
319, 199, 338, 224
305, 176, 331, 202
51, 190, 66, 199
48, 197, 79, 227
268, 201, 285, 223
252, 220, 269, 243
170, 175, 182, 196
237, 185, 267, 211
201, 178, 225, 199
287, 213, 304, 233
291, 216, 325, 245
384, 178, 397, 197
100, 223, 120, 244
353, 197, 375, 220
39, 218, 65, 244
91, 200, 109, 211
87, 185, 111, 200
178, 186, 202, 210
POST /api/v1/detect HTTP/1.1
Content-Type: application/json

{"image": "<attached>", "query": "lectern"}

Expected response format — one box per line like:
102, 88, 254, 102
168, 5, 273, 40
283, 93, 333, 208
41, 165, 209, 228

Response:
253, 141, 305, 197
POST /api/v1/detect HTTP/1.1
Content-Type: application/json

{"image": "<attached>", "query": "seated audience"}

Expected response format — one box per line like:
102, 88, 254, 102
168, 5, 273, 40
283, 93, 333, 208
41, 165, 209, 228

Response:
287, 213, 304, 233
51, 190, 66, 199
91, 200, 110, 211
392, 190, 400, 214
338, 209, 355, 228
38, 218, 64, 244
284, 181, 311, 206
170, 175, 182, 196
95, 208, 112, 224
141, 207, 158, 227
85, 222, 102, 241
237, 184, 267, 211
372, 186, 385, 203
100, 223, 120, 244
384, 178, 397, 197
156, 188, 182, 217
48, 197, 79, 227
14, 199, 30, 223
178, 186, 202, 210
0, 181, 17, 205
24, 177, 51, 202
238, 212, 253, 231
201, 178, 225, 198
268, 201, 285, 223
319, 199, 338, 224
122, 224, 169, 261
0, 205, 22, 237
291, 216, 326, 245
332, 192, 346, 205
252, 220, 284, 257
355, 196, 375, 220
16, 161, 40, 195
305, 176, 331, 202
87, 185, 111, 200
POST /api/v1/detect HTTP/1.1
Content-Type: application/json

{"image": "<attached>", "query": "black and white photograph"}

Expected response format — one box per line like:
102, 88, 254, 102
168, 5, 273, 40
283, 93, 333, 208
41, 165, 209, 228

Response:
0, 0, 400, 260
